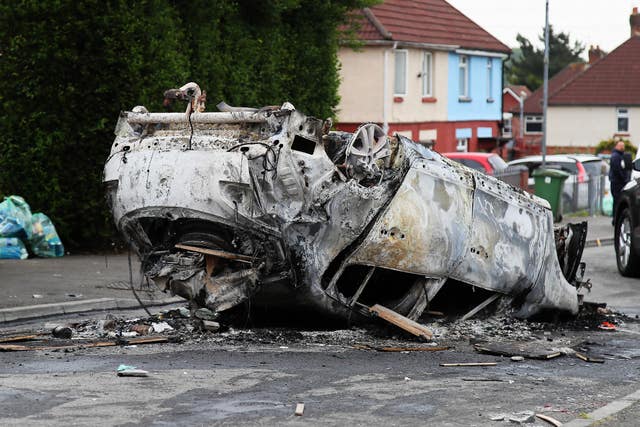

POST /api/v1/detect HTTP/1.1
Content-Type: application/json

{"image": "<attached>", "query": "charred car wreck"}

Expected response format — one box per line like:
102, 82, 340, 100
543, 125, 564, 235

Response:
104, 83, 588, 323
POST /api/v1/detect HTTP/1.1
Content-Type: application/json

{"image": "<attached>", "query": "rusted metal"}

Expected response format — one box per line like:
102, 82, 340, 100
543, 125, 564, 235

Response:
104, 85, 587, 323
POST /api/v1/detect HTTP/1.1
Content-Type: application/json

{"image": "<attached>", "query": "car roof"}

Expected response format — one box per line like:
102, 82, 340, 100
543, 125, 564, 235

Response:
508, 154, 601, 165
441, 152, 497, 159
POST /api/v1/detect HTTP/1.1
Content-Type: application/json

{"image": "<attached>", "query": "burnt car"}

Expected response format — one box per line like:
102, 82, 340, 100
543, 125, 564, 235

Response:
104, 84, 587, 322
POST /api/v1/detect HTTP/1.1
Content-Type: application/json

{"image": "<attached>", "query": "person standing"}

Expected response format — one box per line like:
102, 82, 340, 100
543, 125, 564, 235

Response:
610, 140, 631, 221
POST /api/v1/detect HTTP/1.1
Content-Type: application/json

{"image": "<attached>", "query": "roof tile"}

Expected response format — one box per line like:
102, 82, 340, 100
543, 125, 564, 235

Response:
355, 0, 510, 53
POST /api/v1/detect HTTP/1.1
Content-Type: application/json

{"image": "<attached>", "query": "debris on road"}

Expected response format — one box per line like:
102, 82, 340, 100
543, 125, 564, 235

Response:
104, 90, 589, 324
354, 344, 449, 352
369, 304, 433, 340
440, 362, 498, 367
508, 410, 535, 424
575, 352, 605, 363
151, 321, 173, 333
294, 403, 305, 416
598, 321, 617, 331
117, 365, 149, 377
535, 413, 563, 427
51, 326, 73, 339
474, 342, 562, 360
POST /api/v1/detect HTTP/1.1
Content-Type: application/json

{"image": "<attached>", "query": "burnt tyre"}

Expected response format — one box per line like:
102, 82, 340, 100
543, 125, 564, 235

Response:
615, 207, 640, 277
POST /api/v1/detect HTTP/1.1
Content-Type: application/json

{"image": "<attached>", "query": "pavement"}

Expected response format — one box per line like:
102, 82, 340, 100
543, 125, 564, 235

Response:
0, 252, 180, 323
0, 214, 615, 324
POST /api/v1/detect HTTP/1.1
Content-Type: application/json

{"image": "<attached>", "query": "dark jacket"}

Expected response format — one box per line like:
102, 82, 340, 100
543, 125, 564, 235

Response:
610, 149, 630, 185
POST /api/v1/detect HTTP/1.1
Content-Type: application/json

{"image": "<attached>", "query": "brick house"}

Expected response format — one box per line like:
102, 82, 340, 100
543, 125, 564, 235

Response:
336, 0, 510, 152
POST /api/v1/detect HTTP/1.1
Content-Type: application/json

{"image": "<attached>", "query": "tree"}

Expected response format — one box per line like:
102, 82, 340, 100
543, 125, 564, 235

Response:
506, 26, 584, 91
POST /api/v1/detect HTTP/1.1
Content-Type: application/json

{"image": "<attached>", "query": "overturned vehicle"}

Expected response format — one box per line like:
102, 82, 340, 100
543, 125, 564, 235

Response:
104, 84, 588, 323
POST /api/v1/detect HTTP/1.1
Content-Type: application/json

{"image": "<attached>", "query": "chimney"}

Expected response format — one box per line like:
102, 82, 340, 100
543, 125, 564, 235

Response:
631, 7, 640, 37
588, 45, 606, 64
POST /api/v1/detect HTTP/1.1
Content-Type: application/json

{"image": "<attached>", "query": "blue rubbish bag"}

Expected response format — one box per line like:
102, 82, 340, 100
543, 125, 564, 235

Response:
29, 213, 64, 257
0, 195, 33, 239
602, 194, 613, 217
0, 237, 29, 259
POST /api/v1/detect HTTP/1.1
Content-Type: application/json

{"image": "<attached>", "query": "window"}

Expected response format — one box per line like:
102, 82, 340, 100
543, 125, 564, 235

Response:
394, 50, 408, 95
456, 138, 468, 152
458, 55, 469, 99
486, 58, 493, 102
421, 52, 432, 97
617, 107, 629, 132
525, 116, 543, 134
503, 117, 512, 137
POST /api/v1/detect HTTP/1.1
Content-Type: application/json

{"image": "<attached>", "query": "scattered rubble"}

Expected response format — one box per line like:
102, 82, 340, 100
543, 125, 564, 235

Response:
117, 364, 149, 377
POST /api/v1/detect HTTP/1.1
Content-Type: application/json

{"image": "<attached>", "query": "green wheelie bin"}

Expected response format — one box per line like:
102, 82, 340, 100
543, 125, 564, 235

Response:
532, 168, 570, 222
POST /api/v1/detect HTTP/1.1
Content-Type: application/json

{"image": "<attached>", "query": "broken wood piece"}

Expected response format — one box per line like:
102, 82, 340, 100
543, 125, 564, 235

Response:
575, 352, 604, 363
369, 304, 433, 340
376, 346, 449, 352
460, 293, 501, 321
0, 336, 168, 352
535, 413, 563, 427
462, 377, 504, 382
0, 334, 41, 343
440, 362, 497, 367
0, 344, 31, 351
175, 243, 255, 263
474, 342, 562, 360
295, 403, 305, 416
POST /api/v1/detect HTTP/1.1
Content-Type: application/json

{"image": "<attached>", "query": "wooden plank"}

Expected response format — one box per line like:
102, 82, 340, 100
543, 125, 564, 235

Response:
575, 352, 605, 363
0, 336, 168, 352
0, 334, 41, 343
440, 362, 498, 367
0, 344, 31, 351
474, 343, 562, 360
175, 244, 254, 263
369, 304, 433, 340
460, 294, 501, 321
376, 346, 449, 352
295, 403, 305, 416
535, 413, 563, 427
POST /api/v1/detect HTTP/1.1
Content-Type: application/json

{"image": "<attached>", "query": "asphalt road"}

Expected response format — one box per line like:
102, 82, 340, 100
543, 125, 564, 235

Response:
2, 244, 640, 426
582, 244, 640, 316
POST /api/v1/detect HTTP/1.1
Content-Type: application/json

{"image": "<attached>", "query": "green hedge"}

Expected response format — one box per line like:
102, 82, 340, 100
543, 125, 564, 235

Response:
0, 0, 373, 249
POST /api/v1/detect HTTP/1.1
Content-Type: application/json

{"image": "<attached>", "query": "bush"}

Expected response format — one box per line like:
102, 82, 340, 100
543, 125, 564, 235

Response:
594, 137, 637, 156
0, 0, 373, 250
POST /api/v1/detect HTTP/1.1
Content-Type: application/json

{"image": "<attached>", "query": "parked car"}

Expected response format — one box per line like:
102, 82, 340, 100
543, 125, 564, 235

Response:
507, 154, 607, 211
615, 158, 640, 276
441, 152, 508, 175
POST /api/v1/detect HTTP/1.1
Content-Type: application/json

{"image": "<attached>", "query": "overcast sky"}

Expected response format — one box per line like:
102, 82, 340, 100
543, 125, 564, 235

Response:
446, 0, 638, 57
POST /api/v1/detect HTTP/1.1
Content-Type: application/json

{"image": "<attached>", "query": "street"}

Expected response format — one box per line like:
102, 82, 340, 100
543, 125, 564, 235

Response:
3, 243, 640, 426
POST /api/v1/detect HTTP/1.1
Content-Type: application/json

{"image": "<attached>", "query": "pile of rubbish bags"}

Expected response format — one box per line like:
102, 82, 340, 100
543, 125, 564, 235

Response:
0, 195, 64, 259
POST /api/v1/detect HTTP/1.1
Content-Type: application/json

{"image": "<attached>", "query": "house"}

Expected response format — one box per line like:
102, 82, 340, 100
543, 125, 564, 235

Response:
336, 0, 510, 152
501, 85, 531, 143
517, 8, 640, 155
513, 63, 587, 156
546, 9, 640, 151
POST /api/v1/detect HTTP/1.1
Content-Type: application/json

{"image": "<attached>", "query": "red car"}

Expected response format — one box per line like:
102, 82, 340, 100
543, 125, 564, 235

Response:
441, 152, 508, 175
